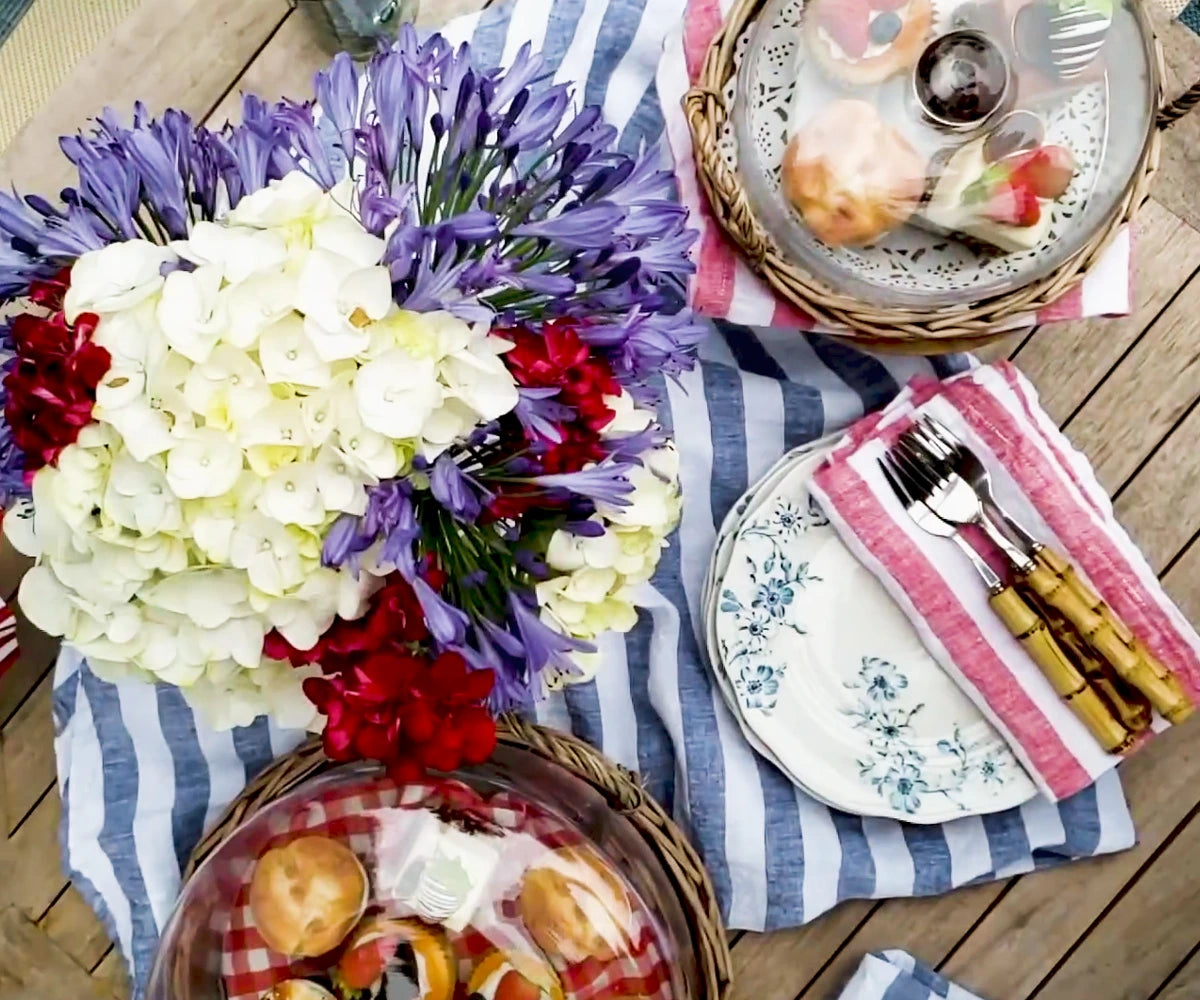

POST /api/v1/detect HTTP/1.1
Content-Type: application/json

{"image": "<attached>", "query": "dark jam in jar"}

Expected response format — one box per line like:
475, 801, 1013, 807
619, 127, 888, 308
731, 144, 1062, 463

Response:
915, 31, 1009, 130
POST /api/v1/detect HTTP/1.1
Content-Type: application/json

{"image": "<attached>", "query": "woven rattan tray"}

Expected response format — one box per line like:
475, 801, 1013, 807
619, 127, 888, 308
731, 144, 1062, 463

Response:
184, 716, 733, 1000
685, 0, 1200, 351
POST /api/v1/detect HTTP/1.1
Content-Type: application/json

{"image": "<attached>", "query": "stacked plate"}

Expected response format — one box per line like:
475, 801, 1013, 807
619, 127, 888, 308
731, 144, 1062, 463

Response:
702, 438, 1039, 823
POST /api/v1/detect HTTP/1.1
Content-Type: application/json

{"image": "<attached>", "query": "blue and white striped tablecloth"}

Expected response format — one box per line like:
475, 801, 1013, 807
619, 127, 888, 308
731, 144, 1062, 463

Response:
51, 1, 1136, 994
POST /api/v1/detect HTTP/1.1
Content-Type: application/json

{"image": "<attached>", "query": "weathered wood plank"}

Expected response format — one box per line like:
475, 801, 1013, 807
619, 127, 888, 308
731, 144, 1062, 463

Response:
1024, 809, 1200, 1000
1055, 274, 1200, 495
727, 904, 874, 1000
0, 791, 66, 919
938, 674, 1200, 998
39, 884, 116, 976
0, 601, 61, 729
795, 883, 1007, 999
0, 0, 289, 193
1157, 946, 1200, 1000
0, 906, 110, 1000
1, 671, 54, 834
91, 948, 132, 1000
1112, 399, 1200, 578
1151, 8, 1200, 234
1012, 200, 1200, 425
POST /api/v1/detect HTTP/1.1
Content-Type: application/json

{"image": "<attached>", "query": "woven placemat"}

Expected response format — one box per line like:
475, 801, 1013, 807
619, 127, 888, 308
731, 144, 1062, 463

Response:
0, 0, 141, 153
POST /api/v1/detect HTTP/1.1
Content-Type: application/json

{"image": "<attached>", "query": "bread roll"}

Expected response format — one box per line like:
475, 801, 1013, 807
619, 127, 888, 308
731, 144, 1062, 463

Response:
782, 100, 926, 247
249, 836, 368, 958
516, 847, 634, 965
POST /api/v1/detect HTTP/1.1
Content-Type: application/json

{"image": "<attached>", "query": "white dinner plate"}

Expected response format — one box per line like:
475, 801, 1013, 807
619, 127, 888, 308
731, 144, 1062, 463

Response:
711, 448, 1038, 823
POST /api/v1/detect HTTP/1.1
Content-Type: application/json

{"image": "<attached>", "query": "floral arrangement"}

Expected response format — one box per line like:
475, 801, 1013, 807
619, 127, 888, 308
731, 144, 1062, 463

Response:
0, 28, 701, 777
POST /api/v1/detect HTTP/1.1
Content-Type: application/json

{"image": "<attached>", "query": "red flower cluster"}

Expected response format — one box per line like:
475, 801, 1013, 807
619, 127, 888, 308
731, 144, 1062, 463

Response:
4, 270, 110, 471
502, 320, 621, 476
503, 320, 621, 431
265, 575, 498, 782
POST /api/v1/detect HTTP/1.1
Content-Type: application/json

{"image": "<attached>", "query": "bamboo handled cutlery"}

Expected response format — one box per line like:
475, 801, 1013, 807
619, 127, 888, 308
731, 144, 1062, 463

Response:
879, 416, 1193, 752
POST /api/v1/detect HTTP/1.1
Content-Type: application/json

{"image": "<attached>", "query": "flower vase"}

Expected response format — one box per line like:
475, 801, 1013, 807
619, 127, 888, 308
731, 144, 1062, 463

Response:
295, 0, 420, 59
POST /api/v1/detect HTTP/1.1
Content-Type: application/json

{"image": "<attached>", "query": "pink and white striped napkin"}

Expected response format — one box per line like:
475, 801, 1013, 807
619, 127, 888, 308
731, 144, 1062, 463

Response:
656, 0, 1135, 330
807, 363, 1200, 802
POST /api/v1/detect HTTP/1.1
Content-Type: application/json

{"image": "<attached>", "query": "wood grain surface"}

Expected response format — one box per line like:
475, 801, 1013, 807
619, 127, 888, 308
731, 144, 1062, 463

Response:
1, 2, 1200, 998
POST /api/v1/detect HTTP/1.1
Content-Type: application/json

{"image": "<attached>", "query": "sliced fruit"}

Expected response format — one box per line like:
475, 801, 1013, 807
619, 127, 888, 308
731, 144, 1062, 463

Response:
817, 0, 872, 57
981, 184, 1041, 227
1007, 145, 1075, 200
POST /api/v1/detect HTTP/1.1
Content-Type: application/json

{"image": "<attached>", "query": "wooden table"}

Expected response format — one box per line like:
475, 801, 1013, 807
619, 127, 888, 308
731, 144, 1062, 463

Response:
2, 2, 1200, 997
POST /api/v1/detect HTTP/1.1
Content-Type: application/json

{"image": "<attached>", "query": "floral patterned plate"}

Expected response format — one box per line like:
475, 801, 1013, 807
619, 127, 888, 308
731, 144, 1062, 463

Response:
702, 439, 842, 797
712, 450, 1037, 823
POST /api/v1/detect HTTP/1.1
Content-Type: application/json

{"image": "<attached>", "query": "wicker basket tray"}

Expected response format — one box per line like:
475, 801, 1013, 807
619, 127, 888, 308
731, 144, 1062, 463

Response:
684, 0, 1200, 352
183, 716, 733, 1000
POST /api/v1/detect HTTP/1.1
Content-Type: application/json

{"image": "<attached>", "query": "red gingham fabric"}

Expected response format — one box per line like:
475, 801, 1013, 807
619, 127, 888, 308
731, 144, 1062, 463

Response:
220, 777, 674, 1000
0, 597, 18, 681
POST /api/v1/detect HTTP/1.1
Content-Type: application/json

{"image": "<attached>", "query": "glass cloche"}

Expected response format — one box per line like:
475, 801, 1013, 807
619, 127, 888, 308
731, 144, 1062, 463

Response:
732, 0, 1157, 307
146, 747, 698, 1000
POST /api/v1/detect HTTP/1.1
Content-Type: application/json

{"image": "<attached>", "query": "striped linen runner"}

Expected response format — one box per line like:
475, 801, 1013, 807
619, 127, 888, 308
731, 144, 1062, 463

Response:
839, 951, 990, 1000
50, 1, 1135, 994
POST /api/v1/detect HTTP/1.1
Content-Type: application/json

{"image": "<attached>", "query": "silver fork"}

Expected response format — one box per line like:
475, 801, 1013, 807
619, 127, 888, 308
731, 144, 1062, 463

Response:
890, 433, 1037, 575
877, 454, 1005, 594
912, 415, 1039, 554
878, 447, 1134, 753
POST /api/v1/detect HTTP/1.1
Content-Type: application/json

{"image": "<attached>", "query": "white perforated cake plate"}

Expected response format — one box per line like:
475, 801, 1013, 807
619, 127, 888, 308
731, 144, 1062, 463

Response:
726, 0, 1127, 308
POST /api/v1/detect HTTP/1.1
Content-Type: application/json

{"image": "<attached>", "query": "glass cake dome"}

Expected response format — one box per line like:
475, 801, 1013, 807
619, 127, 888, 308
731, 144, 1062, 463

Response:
731, 0, 1158, 308
146, 746, 698, 1000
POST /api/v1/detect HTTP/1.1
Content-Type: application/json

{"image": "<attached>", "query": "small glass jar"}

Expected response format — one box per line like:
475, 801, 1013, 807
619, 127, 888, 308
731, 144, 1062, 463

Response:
295, 0, 420, 60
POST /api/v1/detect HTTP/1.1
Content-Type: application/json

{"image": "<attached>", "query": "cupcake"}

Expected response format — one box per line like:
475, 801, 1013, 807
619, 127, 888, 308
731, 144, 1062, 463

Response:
516, 846, 635, 965
249, 836, 369, 958
805, 0, 933, 86
333, 917, 457, 1000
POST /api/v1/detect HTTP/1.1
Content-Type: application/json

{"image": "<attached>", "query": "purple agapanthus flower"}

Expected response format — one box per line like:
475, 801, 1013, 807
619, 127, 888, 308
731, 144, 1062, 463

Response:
533, 458, 635, 507
429, 454, 489, 523
509, 592, 594, 676
413, 576, 470, 646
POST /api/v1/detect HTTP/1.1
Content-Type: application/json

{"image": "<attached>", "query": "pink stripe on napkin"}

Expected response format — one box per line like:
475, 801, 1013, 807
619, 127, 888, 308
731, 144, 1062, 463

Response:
808, 363, 1200, 802
656, 1, 1136, 332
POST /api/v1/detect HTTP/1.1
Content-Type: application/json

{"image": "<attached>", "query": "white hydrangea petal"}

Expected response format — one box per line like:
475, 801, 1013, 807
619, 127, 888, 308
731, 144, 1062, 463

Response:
18, 565, 74, 636
226, 171, 326, 229
165, 429, 244, 499
157, 265, 227, 363
313, 217, 386, 268
258, 315, 332, 387
64, 240, 176, 320
354, 349, 440, 439
257, 464, 325, 526
182, 221, 288, 284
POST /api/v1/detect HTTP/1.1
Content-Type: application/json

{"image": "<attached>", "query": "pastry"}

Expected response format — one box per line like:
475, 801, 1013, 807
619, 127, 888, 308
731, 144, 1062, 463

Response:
781, 100, 926, 247
249, 836, 369, 958
466, 950, 565, 1000
260, 981, 337, 1000
516, 846, 634, 965
805, 0, 933, 86
333, 917, 457, 1000
919, 138, 1075, 251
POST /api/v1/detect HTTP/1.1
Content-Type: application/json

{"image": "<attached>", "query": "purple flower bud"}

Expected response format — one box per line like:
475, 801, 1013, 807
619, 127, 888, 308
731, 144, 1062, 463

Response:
429, 454, 487, 523
414, 576, 470, 646
508, 592, 593, 676
513, 204, 625, 250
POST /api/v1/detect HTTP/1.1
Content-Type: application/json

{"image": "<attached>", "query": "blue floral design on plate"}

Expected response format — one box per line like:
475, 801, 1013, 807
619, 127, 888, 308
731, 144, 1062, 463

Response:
844, 655, 1019, 816
735, 663, 782, 711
